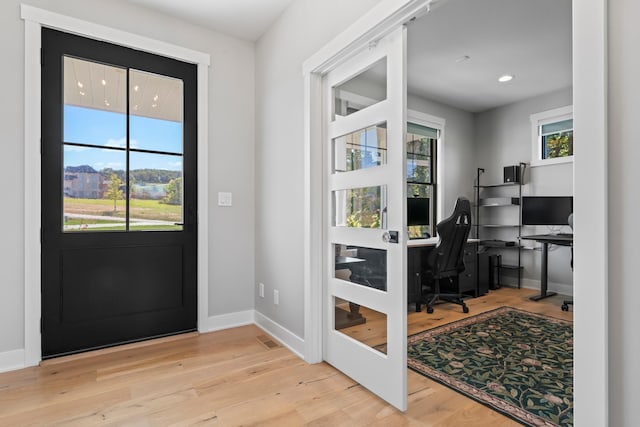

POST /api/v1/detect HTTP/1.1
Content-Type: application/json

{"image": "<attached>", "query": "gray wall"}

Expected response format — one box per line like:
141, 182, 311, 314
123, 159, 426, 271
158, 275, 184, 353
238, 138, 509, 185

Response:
609, 0, 640, 425
0, 0, 256, 353
254, 0, 385, 338
475, 88, 574, 290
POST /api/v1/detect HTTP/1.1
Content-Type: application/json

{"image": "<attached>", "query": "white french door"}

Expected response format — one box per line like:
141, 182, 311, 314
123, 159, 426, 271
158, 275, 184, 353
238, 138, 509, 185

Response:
323, 27, 407, 410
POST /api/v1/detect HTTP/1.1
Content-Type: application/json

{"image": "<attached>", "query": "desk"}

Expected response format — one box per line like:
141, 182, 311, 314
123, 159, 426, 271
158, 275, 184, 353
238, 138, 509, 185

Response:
521, 234, 573, 301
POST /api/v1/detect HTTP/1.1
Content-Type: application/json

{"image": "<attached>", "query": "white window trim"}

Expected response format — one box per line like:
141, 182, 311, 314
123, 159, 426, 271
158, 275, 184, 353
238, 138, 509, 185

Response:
530, 105, 573, 167
21, 4, 210, 367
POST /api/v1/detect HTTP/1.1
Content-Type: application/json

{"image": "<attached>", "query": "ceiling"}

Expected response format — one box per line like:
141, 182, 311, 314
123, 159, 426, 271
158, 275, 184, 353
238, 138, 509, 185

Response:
407, 0, 572, 112
126, 0, 296, 42
108, 0, 571, 115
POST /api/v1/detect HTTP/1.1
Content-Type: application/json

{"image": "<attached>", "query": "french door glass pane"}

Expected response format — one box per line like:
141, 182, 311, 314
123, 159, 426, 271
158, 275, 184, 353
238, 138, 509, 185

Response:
333, 296, 387, 355
333, 186, 386, 229
63, 146, 127, 232
334, 244, 387, 291
129, 69, 184, 154
333, 123, 387, 173
129, 152, 183, 231
333, 58, 387, 120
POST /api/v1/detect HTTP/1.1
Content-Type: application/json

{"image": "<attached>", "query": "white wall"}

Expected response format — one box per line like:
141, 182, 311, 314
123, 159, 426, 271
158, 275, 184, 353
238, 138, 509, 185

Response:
255, 0, 385, 338
475, 88, 574, 291
0, 0, 255, 354
608, 0, 640, 425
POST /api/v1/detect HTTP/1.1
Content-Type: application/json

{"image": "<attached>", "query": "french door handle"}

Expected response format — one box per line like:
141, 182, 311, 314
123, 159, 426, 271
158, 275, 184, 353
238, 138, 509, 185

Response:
382, 230, 399, 244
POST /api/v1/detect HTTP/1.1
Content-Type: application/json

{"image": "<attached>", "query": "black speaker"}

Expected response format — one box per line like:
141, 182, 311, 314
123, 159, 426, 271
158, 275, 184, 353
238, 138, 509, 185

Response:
503, 165, 521, 183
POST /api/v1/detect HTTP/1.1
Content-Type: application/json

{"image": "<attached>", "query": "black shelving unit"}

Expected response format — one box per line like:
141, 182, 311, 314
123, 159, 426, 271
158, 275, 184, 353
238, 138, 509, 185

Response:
474, 163, 526, 288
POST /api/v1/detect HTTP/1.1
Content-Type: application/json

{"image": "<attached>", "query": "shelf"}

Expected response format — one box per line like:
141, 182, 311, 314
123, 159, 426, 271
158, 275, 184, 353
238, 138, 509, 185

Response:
475, 165, 525, 289
500, 264, 523, 270
474, 182, 520, 188
477, 197, 520, 207
480, 240, 519, 248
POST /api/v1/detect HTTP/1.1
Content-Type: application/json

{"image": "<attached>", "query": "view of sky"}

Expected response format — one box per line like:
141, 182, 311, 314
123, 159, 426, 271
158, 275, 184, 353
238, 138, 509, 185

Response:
63, 105, 183, 172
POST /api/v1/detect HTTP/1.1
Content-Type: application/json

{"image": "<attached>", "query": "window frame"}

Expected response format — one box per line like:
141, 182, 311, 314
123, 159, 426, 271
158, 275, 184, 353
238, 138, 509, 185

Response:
530, 105, 574, 167
406, 121, 438, 238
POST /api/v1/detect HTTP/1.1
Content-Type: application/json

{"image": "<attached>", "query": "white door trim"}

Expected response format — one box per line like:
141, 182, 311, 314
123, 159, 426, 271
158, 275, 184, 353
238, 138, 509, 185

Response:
21, 4, 210, 366
303, 0, 608, 424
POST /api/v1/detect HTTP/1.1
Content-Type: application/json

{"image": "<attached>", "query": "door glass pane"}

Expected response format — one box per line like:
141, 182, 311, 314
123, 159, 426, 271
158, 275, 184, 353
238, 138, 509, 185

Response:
333, 58, 386, 119
333, 296, 387, 355
333, 123, 387, 173
63, 57, 126, 146
63, 146, 126, 232
130, 69, 184, 154
334, 244, 387, 291
333, 186, 386, 229
129, 152, 183, 231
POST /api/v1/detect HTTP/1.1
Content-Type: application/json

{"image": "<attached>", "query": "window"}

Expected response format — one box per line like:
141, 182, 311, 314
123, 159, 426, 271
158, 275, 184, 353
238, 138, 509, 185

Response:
530, 105, 573, 166
406, 123, 438, 238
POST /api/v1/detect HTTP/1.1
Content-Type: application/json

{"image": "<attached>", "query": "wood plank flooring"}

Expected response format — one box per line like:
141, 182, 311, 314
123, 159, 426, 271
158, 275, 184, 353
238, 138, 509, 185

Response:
0, 287, 572, 426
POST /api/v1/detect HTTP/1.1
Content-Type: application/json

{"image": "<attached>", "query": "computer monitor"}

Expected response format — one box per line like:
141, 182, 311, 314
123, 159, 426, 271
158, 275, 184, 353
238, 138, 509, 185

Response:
407, 197, 430, 226
522, 196, 573, 226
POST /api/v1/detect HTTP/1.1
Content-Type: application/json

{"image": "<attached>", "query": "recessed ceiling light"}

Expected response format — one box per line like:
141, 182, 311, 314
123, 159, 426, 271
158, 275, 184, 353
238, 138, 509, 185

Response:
134, 105, 138, 110
104, 100, 110, 106
152, 103, 157, 108
77, 82, 83, 88
498, 74, 514, 83
101, 79, 107, 86
134, 85, 139, 92
79, 91, 85, 96
153, 94, 159, 101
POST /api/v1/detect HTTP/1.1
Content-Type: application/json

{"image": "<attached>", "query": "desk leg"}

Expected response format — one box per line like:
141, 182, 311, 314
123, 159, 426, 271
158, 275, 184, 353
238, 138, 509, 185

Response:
530, 241, 557, 301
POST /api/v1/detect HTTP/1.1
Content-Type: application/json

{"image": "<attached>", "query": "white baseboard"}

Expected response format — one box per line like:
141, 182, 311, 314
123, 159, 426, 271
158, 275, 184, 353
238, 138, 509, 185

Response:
507, 277, 573, 297
254, 311, 305, 359
0, 349, 26, 373
206, 310, 255, 332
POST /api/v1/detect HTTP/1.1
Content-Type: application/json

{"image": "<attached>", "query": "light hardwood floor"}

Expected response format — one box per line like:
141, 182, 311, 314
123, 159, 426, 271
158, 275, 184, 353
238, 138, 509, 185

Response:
0, 287, 572, 426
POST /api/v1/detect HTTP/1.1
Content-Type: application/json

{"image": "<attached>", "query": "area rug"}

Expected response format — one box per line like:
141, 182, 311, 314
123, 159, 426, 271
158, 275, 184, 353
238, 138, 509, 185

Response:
408, 307, 573, 426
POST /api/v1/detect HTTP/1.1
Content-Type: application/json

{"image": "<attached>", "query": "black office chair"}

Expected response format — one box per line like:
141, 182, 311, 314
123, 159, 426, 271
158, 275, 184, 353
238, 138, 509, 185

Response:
422, 197, 472, 314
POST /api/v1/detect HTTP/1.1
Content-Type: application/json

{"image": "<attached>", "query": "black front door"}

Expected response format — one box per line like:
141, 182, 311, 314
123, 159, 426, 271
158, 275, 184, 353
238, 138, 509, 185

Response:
41, 28, 198, 358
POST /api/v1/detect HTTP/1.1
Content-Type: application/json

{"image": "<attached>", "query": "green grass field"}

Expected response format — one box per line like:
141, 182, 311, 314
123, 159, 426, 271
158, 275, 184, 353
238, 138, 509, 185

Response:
64, 197, 182, 221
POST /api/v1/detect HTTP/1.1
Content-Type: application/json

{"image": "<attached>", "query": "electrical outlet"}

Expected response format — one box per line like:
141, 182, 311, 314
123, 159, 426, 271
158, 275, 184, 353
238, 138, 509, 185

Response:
273, 289, 279, 305
259, 282, 265, 298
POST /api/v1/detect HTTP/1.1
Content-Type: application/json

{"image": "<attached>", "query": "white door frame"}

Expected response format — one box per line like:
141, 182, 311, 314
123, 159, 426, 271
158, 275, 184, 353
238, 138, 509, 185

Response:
303, 0, 608, 424
21, 5, 210, 366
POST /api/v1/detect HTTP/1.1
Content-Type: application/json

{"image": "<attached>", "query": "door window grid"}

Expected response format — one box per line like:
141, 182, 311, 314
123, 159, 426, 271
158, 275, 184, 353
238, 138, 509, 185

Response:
62, 56, 184, 232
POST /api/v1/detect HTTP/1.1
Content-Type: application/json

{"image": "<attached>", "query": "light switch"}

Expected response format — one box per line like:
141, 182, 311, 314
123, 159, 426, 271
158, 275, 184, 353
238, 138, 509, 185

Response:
218, 192, 232, 207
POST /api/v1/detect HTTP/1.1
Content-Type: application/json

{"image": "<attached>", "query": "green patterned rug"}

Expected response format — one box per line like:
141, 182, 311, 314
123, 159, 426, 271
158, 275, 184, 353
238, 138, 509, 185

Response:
408, 307, 573, 426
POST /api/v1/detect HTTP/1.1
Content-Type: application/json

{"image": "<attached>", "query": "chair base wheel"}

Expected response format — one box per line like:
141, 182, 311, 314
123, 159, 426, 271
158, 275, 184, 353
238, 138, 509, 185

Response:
426, 306, 434, 314
561, 304, 569, 311
463, 305, 469, 314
